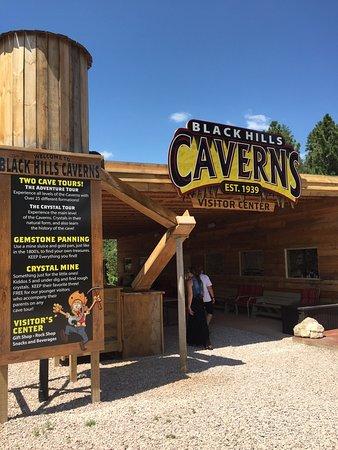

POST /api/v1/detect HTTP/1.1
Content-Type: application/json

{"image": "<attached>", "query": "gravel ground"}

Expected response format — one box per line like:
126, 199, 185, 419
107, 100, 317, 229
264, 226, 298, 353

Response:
0, 316, 337, 450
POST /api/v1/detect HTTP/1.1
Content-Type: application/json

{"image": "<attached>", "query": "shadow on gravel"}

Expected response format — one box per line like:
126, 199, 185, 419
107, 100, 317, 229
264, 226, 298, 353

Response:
99, 351, 244, 403
164, 324, 284, 355
164, 310, 286, 351
9, 350, 244, 419
13, 312, 285, 420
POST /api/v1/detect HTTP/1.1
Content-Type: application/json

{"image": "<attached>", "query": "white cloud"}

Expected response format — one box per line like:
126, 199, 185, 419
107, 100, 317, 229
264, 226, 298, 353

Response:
100, 150, 114, 161
244, 113, 271, 131
169, 112, 191, 123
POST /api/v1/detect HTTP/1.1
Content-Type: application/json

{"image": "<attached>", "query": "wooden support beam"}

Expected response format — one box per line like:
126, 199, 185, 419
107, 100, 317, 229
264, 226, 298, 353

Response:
91, 351, 100, 403
0, 365, 8, 424
53, 356, 60, 367
69, 354, 77, 383
132, 214, 196, 291
176, 237, 187, 373
101, 168, 177, 228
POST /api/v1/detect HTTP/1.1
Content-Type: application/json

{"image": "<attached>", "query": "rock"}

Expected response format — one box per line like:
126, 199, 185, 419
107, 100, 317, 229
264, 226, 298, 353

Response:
293, 317, 324, 339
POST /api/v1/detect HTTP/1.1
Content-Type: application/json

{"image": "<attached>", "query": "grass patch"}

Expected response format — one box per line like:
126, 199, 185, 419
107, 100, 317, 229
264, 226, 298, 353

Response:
44, 420, 54, 431
166, 434, 176, 439
85, 419, 96, 427
32, 421, 54, 437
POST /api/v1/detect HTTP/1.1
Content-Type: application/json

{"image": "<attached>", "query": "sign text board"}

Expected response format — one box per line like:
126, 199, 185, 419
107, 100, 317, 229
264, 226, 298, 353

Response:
0, 147, 104, 365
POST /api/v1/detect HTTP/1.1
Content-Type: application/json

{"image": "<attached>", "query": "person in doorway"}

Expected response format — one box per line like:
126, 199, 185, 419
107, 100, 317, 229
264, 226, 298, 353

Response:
199, 267, 215, 326
186, 268, 212, 350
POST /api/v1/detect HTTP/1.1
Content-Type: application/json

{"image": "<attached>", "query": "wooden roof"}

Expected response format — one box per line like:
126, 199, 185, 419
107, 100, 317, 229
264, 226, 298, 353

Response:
103, 161, 338, 238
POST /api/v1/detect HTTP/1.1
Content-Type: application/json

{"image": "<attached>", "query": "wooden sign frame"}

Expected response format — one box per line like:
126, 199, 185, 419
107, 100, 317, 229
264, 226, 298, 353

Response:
0, 146, 104, 366
191, 196, 276, 212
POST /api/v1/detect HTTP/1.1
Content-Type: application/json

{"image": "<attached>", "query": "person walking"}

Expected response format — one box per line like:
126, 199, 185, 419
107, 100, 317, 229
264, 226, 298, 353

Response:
186, 268, 212, 350
199, 268, 215, 326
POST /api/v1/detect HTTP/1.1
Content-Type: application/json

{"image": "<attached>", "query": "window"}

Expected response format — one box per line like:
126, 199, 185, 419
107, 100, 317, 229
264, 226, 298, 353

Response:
240, 250, 264, 276
286, 248, 319, 279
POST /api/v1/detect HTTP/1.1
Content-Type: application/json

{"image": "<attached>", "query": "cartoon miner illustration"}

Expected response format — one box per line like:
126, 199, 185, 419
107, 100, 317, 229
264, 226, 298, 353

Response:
53, 288, 102, 351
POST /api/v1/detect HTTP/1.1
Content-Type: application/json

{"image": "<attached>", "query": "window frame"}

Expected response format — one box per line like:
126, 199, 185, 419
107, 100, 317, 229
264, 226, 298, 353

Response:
284, 246, 320, 280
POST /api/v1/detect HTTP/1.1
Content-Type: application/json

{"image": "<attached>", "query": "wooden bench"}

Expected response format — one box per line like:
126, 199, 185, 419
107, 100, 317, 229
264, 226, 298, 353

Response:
234, 285, 263, 317
252, 290, 301, 319
282, 302, 338, 334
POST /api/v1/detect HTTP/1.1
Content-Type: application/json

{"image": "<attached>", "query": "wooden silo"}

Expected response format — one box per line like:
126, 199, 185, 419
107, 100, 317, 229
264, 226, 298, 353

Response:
0, 30, 92, 153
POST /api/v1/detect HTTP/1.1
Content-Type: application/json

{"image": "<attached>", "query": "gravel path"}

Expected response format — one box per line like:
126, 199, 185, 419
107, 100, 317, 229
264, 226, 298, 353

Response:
1, 317, 337, 450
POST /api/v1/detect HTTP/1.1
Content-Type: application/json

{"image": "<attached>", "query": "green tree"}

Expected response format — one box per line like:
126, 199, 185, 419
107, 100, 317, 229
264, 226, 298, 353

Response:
304, 114, 338, 175
103, 239, 118, 285
267, 120, 301, 152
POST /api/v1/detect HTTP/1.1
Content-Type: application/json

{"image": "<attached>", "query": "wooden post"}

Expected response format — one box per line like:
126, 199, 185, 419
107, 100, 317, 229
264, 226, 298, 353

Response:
38, 359, 49, 402
0, 366, 8, 424
53, 357, 60, 367
176, 237, 187, 373
69, 354, 77, 383
91, 351, 100, 402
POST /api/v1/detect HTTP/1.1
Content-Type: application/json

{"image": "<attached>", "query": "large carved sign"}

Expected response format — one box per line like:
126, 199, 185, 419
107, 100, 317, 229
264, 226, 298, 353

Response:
0, 147, 104, 365
168, 119, 301, 202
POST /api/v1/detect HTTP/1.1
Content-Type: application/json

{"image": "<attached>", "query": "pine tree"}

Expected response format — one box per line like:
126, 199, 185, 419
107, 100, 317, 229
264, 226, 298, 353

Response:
103, 239, 118, 285
304, 114, 338, 175
267, 120, 301, 152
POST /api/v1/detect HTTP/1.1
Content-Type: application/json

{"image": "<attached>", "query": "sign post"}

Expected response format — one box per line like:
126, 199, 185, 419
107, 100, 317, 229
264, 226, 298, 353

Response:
0, 146, 104, 421
38, 359, 49, 402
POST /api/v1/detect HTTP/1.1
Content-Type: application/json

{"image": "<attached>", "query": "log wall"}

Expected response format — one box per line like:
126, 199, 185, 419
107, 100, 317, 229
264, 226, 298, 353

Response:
118, 197, 338, 304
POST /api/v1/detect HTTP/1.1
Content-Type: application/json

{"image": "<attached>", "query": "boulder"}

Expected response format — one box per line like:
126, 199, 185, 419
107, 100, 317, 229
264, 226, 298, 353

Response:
293, 317, 324, 339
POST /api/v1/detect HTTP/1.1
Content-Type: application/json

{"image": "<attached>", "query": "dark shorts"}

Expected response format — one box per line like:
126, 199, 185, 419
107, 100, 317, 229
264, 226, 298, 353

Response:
204, 301, 213, 315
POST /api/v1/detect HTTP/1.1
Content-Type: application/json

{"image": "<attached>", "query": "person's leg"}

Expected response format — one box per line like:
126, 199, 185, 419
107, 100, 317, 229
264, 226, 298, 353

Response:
205, 302, 213, 326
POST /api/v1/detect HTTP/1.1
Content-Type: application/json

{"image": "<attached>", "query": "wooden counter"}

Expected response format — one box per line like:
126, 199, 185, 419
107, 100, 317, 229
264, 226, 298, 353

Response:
122, 291, 164, 358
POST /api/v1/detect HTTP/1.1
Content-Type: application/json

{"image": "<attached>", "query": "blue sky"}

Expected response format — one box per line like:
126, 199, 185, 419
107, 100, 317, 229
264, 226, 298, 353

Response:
3, 0, 338, 162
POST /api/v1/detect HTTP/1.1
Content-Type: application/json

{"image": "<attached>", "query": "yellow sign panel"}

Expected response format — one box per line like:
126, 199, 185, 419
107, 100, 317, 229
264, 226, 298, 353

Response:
191, 197, 276, 212
168, 120, 301, 202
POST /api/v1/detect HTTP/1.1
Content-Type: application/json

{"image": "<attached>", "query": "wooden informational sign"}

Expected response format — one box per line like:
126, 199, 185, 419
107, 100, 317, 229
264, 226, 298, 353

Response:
191, 196, 275, 212
0, 147, 104, 365
168, 119, 301, 202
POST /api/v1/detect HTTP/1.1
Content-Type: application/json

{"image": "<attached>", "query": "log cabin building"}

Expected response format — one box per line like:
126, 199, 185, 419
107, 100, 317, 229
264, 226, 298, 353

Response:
103, 161, 338, 307
0, 31, 336, 401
